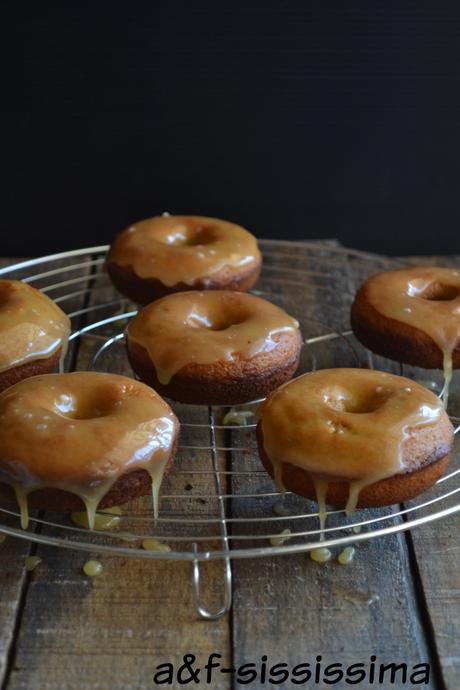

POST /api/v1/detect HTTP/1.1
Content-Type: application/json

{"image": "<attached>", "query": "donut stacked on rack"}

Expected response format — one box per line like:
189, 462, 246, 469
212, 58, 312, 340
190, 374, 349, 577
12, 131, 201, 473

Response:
351, 266, 460, 404
257, 368, 454, 514
0, 280, 70, 392
126, 290, 302, 404
0, 372, 180, 530
106, 214, 263, 303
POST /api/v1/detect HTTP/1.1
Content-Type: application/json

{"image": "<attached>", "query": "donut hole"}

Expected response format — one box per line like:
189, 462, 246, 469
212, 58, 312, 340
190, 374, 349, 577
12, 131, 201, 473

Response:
420, 282, 460, 301
323, 386, 389, 414
165, 224, 217, 247
187, 308, 247, 331
54, 390, 118, 419
343, 394, 386, 414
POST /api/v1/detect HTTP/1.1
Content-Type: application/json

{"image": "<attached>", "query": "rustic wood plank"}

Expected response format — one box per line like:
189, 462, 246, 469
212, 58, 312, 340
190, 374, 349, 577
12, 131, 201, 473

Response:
230, 244, 442, 690
4, 261, 231, 690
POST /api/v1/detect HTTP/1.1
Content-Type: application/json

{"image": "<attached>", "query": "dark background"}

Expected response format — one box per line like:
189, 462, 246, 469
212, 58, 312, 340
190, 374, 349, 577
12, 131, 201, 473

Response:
3, 2, 460, 257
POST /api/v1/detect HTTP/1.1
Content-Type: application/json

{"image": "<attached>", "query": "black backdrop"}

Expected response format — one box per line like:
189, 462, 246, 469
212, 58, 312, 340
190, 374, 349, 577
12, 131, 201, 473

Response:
3, 2, 460, 257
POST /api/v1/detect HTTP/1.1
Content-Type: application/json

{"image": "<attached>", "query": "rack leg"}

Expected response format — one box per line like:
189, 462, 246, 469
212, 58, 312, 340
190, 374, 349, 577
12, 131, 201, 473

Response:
191, 543, 232, 620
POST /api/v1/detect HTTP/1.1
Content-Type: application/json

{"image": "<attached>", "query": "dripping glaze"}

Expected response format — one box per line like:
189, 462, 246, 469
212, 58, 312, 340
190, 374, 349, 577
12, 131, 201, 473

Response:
127, 290, 299, 385
364, 267, 460, 405
0, 280, 70, 373
259, 368, 446, 528
71, 506, 123, 530
0, 372, 178, 530
83, 560, 104, 576
107, 214, 261, 287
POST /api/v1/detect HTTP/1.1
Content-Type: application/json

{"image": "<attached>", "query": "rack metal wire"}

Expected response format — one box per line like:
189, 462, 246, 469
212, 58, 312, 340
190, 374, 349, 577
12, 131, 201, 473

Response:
0, 241, 458, 619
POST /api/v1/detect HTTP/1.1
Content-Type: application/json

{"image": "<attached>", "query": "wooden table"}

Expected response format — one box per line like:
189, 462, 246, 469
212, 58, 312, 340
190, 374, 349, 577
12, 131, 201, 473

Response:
0, 243, 458, 690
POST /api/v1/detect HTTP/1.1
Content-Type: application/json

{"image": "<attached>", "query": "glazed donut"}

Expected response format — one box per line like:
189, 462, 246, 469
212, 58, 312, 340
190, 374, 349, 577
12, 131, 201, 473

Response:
0, 280, 70, 392
257, 368, 454, 512
0, 372, 179, 529
351, 267, 460, 392
126, 290, 302, 405
106, 214, 262, 304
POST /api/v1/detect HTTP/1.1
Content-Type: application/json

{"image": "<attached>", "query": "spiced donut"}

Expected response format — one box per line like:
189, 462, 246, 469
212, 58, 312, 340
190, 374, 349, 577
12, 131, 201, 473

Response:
257, 369, 454, 512
351, 267, 460, 399
0, 372, 179, 529
106, 214, 262, 303
126, 290, 302, 405
0, 280, 70, 392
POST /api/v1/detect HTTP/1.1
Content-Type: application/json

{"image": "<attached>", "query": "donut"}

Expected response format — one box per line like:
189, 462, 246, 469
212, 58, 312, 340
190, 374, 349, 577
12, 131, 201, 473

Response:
0, 280, 70, 392
126, 290, 302, 405
257, 368, 454, 512
351, 267, 460, 402
0, 372, 179, 529
106, 214, 262, 304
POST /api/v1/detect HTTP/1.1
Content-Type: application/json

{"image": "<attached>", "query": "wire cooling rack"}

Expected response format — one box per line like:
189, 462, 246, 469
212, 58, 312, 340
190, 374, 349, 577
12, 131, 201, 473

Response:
0, 241, 458, 619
